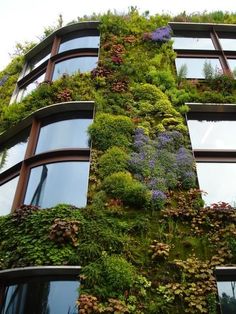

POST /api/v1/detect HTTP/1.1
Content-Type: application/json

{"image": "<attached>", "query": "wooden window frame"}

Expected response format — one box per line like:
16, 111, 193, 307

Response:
0, 102, 94, 212
14, 25, 100, 103
170, 23, 236, 77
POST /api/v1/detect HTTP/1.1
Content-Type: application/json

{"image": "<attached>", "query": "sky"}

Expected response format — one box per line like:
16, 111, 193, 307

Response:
0, 0, 236, 70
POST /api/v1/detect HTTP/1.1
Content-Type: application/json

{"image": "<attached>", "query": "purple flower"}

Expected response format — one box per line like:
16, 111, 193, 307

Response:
152, 190, 167, 201
151, 26, 171, 42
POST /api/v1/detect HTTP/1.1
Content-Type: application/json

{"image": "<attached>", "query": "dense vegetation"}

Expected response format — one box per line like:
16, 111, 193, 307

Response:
1, 9, 236, 313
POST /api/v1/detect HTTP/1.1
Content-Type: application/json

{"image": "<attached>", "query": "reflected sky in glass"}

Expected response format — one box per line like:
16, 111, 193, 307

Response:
175, 58, 221, 79
228, 59, 236, 74
20, 72, 45, 100
196, 163, 236, 206
173, 37, 214, 50
0, 176, 18, 215
59, 36, 100, 53
24, 162, 90, 208
35, 118, 92, 154
52, 56, 97, 80
217, 281, 236, 314
188, 120, 236, 149
2, 280, 79, 314
0, 130, 28, 173
220, 38, 236, 51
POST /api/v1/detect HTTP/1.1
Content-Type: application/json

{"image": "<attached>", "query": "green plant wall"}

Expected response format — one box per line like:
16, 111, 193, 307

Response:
1, 9, 236, 313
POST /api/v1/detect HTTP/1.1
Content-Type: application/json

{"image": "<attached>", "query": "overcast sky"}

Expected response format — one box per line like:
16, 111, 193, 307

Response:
0, 0, 236, 70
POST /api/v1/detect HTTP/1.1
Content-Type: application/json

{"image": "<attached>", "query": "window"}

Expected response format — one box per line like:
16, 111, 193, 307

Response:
0, 102, 94, 214
187, 104, 236, 206
24, 161, 90, 208
0, 266, 80, 314
13, 22, 100, 103
173, 36, 215, 50
0, 176, 19, 215
170, 22, 236, 79
59, 33, 100, 53
215, 267, 236, 314
175, 57, 221, 79
52, 56, 97, 81
0, 128, 29, 174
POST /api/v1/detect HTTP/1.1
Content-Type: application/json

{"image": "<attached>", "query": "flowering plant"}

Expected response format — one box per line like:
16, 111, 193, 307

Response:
130, 128, 196, 209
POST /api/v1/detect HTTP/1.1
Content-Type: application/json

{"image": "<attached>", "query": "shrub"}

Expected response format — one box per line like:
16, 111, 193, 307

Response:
103, 171, 148, 207
89, 113, 134, 151
82, 254, 137, 297
98, 147, 129, 178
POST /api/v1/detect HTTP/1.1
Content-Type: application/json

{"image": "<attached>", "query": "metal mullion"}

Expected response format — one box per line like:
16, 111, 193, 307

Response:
212, 28, 230, 74
11, 118, 41, 210
45, 36, 61, 82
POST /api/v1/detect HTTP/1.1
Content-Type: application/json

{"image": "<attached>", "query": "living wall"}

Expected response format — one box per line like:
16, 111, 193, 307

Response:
1, 8, 236, 313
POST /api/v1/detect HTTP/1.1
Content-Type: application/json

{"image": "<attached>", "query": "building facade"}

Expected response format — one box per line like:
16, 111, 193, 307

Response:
0, 12, 236, 313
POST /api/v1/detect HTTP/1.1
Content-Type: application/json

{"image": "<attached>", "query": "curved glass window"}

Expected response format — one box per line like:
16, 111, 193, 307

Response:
0, 129, 29, 174
219, 38, 236, 51
173, 37, 214, 50
18, 72, 45, 101
176, 58, 222, 79
52, 56, 97, 81
59, 36, 100, 53
196, 162, 236, 206
24, 161, 90, 208
228, 59, 236, 75
1, 279, 79, 314
35, 118, 92, 154
187, 119, 236, 150
0, 176, 19, 215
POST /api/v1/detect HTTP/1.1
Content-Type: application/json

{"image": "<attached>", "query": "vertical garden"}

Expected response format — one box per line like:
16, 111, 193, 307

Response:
1, 9, 236, 313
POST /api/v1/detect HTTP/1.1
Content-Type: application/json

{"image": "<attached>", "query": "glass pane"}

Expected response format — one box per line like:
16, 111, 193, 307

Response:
0, 129, 29, 173
217, 281, 236, 314
20, 73, 45, 100
220, 38, 236, 51
228, 59, 236, 75
173, 37, 214, 50
59, 36, 100, 53
52, 56, 97, 81
187, 119, 236, 150
1, 280, 79, 314
35, 118, 92, 154
196, 162, 236, 206
24, 161, 90, 208
24, 46, 51, 76
0, 176, 18, 215
175, 58, 221, 79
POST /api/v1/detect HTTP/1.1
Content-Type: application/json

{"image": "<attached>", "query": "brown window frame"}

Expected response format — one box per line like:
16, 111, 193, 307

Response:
0, 101, 94, 213
13, 23, 100, 103
170, 22, 236, 77
186, 103, 236, 206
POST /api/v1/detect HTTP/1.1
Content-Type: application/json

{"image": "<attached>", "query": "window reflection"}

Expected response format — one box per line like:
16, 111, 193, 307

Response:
17, 73, 45, 102
52, 56, 97, 80
187, 119, 236, 150
227, 59, 236, 76
217, 281, 236, 314
0, 176, 19, 215
219, 38, 236, 51
175, 58, 221, 79
24, 162, 90, 208
1, 280, 79, 314
35, 118, 92, 154
24, 46, 51, 76
196, 163, 236, 206
0, 129, 29, 173
59, 36, 100, 53
173, 37, 214, 50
